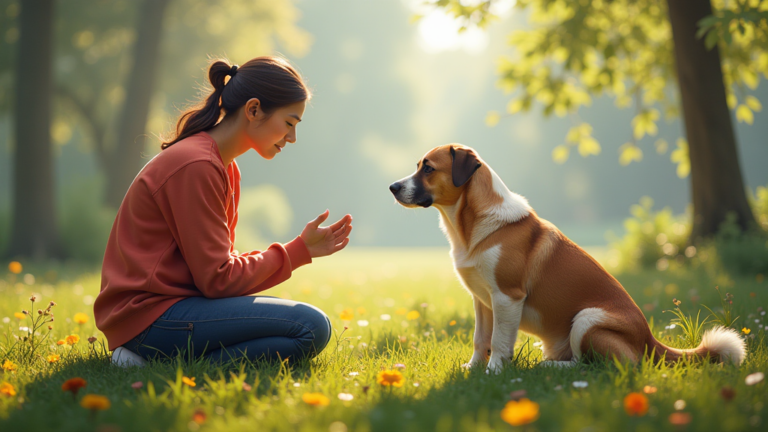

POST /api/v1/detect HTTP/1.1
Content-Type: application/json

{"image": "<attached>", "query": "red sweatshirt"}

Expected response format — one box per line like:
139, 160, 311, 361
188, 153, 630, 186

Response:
94, 132, 311, 350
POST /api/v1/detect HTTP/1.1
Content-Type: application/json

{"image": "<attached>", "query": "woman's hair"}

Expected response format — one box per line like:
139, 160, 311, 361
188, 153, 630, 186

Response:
161, 56, 311, 149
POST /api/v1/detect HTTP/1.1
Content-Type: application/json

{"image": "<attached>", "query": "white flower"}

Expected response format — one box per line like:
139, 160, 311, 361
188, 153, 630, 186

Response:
2, 317, 9, 324
572, 381, 589, 388
510, 378, 523, 383
745, 372, 764, 386
349, 372, 359, 377
413, 383, 420, 387
293, 382, 300, 387
357, 320, 369, 327
674, 400, 686, 410
380, 314, 391, 321
338, 393, 354, 401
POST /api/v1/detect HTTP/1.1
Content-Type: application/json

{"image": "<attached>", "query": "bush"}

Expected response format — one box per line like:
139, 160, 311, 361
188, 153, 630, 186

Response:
59, 180, 117, 263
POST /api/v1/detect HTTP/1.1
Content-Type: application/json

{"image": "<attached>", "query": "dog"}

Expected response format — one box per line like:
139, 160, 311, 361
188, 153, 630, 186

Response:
389, 144, 746, 373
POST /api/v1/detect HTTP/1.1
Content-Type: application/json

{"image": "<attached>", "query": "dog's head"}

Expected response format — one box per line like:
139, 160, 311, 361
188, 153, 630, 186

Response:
389, 144, 482, 208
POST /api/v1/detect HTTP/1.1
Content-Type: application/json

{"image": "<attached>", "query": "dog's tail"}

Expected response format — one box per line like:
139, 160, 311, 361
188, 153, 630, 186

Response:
649, 326, 746, 365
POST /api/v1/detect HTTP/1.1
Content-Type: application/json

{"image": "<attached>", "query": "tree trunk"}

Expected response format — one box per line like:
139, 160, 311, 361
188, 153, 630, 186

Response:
105, 0, 171, 208
666, 0, 756, 241
7, 0, 61, 260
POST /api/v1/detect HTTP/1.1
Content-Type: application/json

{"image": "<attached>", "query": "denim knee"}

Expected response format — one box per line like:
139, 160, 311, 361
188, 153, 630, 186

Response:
299, 304, 332, 354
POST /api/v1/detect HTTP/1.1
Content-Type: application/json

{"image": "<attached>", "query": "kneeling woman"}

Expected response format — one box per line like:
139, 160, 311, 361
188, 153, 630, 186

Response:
95, 56, 352, 366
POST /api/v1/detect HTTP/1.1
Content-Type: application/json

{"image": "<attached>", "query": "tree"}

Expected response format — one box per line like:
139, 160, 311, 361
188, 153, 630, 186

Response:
431, 0, 766, 241
8, 0, 61, 259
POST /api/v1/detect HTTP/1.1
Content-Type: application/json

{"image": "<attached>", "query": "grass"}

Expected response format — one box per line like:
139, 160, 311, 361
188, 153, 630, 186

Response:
0, 247, 766, 431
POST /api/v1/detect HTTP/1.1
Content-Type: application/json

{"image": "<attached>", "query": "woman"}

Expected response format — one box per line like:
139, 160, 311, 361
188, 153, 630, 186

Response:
94, 56, 352, 367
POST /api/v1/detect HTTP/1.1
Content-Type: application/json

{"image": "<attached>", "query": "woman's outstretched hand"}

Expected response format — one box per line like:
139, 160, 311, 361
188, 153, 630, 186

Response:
300, 210, 353, 258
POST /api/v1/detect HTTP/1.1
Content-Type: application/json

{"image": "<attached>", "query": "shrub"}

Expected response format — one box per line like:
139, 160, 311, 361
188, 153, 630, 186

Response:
59, 180, 116, 263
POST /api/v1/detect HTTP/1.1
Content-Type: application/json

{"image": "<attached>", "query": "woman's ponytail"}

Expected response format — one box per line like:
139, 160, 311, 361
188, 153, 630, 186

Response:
161, 56, 310, 150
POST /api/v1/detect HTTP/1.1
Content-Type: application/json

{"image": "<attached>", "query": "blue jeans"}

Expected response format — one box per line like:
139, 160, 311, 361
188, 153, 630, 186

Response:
122, 296, 332, 363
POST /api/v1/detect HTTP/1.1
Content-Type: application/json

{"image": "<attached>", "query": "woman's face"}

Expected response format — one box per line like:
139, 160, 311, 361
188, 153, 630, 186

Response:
245, 100, 307, 160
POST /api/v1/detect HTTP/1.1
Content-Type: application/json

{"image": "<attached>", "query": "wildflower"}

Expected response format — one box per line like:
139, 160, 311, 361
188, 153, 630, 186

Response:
672, 298, 681, 307
376, 370, 405, 387
65, 334, 80, 345
380, 314, 391, 321
357, 320, 369, 327
720, 386, 736, 402
668, 412, 692, 425
349, 372, 359, 377
29, 295, 37, 302
62, 377, 87, 396
242, 382, 252, 391
302, 392, 330, 406
181, 376, 196, 387
449, 320, 456, 326
2, 360, 17, 372
49, 301, 56, 307
643, 385, 657, 394
742, 327, 751, 335
406, 310, 420, 320
572, 381, 588, 388
80, 394, 111, 411
0, 382, 16, 397
8, 261, 22, 274
394, 363, 406, 369
674, 400, 686, 410
509, 389, 528, 400
339, 309, 354, 321
356, 307, 367, 315
14, 312, 25, 320
57, 340, 66, 346
22, 310, 28, 315
88, 336, 97, 344
745, 372, 764, 386
394, 307, 407, 315
623, 393, 649, 416
338, 393, 354, 401
74, 313, 89, 324
48, 325, 53, 330
500, 398, 540, 426
47, 354, 60, 364
192, 409, 206, 424
131, 381, 143, 390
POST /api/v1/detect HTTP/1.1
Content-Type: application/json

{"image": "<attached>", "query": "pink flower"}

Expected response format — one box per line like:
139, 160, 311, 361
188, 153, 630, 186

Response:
394, 363, 406, 369
131, 381, 143, 390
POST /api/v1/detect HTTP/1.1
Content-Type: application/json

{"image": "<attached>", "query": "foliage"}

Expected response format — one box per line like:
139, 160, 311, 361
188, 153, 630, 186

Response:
663, 298, 710, 347
606, 196, 691, 273
431, 0, 768, 171
710, 212, 768, 276
0, 250, 767, 431
59, 180, 117, 263
1, 296, 56, 365
702, 286, 741, 328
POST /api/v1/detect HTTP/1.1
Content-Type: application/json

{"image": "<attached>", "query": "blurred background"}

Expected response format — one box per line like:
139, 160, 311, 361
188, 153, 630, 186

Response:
0, 0, 766, 265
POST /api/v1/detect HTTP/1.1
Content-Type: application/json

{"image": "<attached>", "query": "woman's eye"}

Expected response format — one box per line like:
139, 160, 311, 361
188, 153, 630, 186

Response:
286, 122, 294, 128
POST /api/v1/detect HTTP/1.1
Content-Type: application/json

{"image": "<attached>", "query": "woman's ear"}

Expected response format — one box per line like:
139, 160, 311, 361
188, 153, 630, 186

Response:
244, 98, 261, 121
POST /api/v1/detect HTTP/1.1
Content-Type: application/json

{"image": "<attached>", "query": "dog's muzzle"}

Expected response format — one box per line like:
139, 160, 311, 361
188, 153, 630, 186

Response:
389, 181, 432, 208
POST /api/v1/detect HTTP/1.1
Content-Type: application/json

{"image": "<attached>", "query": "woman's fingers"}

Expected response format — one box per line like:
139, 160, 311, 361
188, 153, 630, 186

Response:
332, 237, 350, 253
309, 210, 330, 229
327, 214, 352, 232
333, 223, 352, 240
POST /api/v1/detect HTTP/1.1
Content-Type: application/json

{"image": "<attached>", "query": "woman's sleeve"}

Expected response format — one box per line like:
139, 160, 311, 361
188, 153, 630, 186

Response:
154, 161, 311, 298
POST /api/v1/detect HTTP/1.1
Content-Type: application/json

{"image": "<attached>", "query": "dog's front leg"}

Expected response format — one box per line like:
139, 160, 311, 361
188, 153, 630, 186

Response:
464, 295, 493, 368
487, 291, 525, 374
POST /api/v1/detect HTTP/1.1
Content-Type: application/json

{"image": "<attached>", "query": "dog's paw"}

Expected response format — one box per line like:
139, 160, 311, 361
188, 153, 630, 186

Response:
486, 356, 505, 375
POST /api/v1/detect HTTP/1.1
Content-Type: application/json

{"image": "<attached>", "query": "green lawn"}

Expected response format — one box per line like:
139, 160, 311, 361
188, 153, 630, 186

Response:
0, 248, 766, 431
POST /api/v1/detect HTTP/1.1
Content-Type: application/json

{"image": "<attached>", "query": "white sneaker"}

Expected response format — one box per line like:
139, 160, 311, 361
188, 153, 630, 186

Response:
111, 346, 148, 368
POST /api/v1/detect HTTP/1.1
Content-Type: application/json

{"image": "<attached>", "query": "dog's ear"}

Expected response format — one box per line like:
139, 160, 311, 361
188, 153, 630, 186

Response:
451, 146, 482, 187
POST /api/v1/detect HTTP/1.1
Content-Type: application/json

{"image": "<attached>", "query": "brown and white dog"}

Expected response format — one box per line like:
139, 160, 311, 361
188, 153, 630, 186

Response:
389, 144, 746, 372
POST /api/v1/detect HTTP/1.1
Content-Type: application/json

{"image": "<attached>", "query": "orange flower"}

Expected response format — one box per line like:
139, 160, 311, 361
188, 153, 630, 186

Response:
339, 309, 354, 321
74, 313, 89, 324
8, 261, 22, 274
182, 376, 196, 387
65, 334, 80, 345
406, 311, 420, 320
62, 377, 87, 395
623, 392, 649, 416
500, 398, 540, 426
0, 382, 16, 397
449, 320, 457, 326
13, 312, 25, 320
642, 385, 657, 394
376, 369, 405, 387
669, 412, 692, 425
56, 340, 66, 346
2, 360, 17, 372
47, 354, 60, 364
80, 394, 111, 410
192, 409, 207, 424
302, 392, 330, 406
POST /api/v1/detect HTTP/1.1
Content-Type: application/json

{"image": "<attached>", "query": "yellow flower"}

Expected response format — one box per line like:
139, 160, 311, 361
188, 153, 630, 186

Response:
394, 307, 407, 315
356, 307, 367, 315
377, 369, 405, 387
500, 398, 540, 426
8, 261, 22, 274
47, 354, 60, 364
406, 310, 420, 320
742, 327, 751, 335
449, 320, 457, 326
14, 312, 25, 320
2, 360, 17, 372
182, 376, 196, 387
0, 382, 16, 397
624, 392, 649, 416
80, 394, 111, 410
65, 334, 80, 345
74, 313, 89, 324
302, 392, 330, 406
339, 309, 354, 321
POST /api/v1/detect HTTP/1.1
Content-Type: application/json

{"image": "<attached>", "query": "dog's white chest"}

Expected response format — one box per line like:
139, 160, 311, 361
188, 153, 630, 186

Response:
453, 244, 502, 309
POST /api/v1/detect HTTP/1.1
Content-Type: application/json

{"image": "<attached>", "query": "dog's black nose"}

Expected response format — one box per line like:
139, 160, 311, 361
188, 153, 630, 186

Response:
389, 182, 402, 194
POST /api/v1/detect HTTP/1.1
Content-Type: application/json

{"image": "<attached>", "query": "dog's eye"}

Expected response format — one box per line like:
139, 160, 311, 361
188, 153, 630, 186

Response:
423, 165, 434, 174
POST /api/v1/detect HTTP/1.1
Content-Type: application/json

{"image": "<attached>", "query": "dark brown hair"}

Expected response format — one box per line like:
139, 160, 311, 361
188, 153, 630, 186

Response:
161, 56, 311, 149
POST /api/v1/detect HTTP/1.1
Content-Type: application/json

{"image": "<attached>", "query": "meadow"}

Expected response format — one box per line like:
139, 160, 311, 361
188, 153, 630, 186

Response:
0, 248, 766, 432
